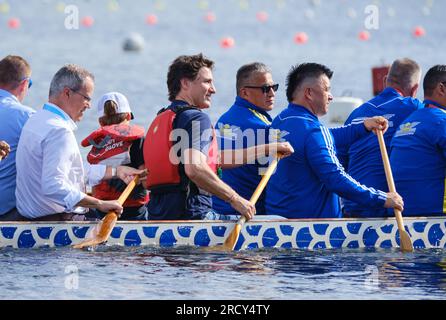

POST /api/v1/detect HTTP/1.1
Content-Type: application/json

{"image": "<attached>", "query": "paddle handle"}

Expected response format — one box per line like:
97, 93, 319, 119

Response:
376, 130, 405, 230
249, 156, 280, 205
237, 155, 281, 225
116, 176, 139, 206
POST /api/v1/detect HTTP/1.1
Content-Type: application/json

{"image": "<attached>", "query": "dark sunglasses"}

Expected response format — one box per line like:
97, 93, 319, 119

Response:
244, 83, 279, 94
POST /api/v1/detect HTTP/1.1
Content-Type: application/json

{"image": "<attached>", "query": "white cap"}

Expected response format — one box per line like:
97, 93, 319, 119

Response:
97, 92, 133, 118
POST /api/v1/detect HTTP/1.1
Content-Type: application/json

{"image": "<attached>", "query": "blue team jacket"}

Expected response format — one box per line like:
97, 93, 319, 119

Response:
337, 88, 423, 217
265, 103, 387, 218
212, 96, 272, 214
390, 102, 446, 216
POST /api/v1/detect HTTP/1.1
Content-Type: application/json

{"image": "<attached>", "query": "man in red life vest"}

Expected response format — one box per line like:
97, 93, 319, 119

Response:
144, 53, 293, 220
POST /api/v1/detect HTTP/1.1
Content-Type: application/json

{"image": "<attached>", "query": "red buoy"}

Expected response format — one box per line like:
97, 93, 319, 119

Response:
294, 32, 308, 44
220, 37, 235, 49
81, 16, 94, 27
146, 14, 158, 25
413, 26, 426, 37
256, 11, 268, 23
358, 30, 370, 41
8, 18, 20, 29
204, 12, 216, 23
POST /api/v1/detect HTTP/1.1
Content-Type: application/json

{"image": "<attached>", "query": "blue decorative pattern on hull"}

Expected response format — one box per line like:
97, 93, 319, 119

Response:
0, 217, 445, 250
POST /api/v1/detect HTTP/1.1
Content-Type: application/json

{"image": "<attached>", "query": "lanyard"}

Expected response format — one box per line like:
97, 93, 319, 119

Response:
248, 108, 272, 125
43, 104, 69, 121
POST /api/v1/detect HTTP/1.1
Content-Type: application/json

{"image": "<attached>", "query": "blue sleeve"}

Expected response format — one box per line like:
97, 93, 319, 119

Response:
435, 119, 446, 159
305, 125, 387, 208
410, 97, 425, 110
216, 118, 237, 151
329, 121, 369, 149
336, 113, 355, 169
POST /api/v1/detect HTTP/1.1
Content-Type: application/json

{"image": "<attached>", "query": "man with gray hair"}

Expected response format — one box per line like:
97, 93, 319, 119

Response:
338, 57, 423, 218
15, 64, 142, 221
212, 62, 278, 216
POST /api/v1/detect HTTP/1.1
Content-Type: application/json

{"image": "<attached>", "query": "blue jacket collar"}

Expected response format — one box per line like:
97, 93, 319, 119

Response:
235, 96, 272, 120
381, 87, 403, 97
288, 102, 318, 120
424, 99, 446, 111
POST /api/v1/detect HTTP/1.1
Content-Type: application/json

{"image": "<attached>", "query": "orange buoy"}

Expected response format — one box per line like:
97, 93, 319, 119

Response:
7, 17, 20, 29
256, 11, 268, 23
81, 16, 94, 27
294, 32, 308, 44
204, 12, 216, 23
146, 14, 158, 25
413, 26, 426, 37
358, 30, 370, 41
220, 37, 235, 49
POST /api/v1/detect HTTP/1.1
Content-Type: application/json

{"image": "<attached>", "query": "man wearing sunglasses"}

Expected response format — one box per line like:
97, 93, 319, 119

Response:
265, 63, 404, 219
143, 55, 293, 221
0, 55, 35, 221
390, 65, 446, 217
212, 62, 278, 217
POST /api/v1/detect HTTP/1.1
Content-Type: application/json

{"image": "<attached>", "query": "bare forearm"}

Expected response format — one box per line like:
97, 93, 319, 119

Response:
219, 144, 269, 169
76, 195, 103, 209
187, 163, 236, 202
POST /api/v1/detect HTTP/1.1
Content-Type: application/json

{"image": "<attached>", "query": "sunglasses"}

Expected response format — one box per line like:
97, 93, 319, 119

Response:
244, 83, 279, 94
21, 77, 32, 89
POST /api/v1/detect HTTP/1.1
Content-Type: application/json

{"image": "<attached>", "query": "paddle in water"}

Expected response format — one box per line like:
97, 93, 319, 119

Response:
73, 176, 139, 249
222, 155, 281, 251
376, 129, 413, 253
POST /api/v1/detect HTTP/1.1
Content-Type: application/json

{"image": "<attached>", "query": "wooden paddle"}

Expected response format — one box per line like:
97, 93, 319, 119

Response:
73, 176, 139, 249
222, 155, 280, 251
376, 129, 413, 253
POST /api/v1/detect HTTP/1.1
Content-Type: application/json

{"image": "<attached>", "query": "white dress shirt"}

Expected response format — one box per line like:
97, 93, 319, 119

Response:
15, 103, 88, 218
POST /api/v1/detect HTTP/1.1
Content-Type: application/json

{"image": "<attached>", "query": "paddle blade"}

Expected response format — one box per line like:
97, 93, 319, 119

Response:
399, 230, 414, 253
73, 212, 118, 249
222, 223, 242, 251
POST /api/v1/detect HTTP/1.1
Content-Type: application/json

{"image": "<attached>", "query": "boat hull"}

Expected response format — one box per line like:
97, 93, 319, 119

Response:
0, 217, 445, 250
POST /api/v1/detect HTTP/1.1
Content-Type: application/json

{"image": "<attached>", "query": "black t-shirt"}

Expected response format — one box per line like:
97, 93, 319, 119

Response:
147, 101, 214, 220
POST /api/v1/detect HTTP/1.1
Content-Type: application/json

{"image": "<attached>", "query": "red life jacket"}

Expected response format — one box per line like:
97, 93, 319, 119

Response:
81, 123, 145, 165
143, 106, 218, 193
82, 123, 148, 207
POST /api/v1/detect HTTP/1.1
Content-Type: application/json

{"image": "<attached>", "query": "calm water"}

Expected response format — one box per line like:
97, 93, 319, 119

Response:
1, 246, 446, 300
1, 0, 446, 300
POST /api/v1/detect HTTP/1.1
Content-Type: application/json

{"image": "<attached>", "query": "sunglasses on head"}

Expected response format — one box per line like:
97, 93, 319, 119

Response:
244, 83, 279, 94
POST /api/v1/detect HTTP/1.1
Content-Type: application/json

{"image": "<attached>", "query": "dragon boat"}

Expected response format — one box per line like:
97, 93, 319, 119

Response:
0, 216, 445, 250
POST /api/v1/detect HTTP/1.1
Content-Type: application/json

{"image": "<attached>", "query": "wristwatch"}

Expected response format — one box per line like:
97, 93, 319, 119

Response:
111, 167, 117, 178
